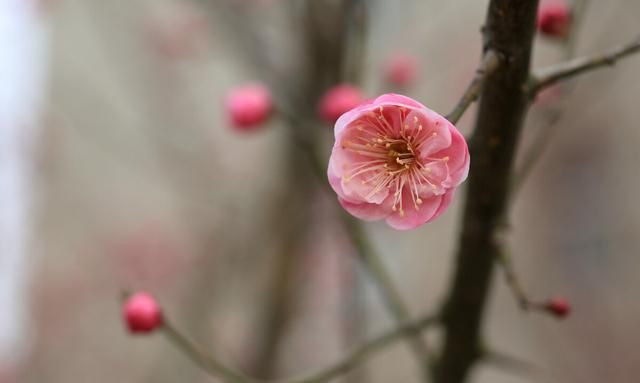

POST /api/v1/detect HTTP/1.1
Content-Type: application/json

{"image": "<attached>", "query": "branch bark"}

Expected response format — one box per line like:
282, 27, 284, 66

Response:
435, 1, 540, 382
530, 35, 640, 95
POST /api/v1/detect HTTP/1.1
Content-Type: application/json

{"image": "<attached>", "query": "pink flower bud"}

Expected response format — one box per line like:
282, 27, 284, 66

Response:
384, 54, 418, 87
327, 94, 469, 230
546, 296, 571, 318
225, 84, 273, 130
123, 292, 163, 333
318, 84, 365, 123
537, 1, 571, 38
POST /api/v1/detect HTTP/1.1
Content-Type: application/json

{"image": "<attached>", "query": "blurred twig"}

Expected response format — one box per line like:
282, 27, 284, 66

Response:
342, 0, 368, 84
445, 50, 502, 125
288, 312, 440, 383
493, 226, 534, 310
482, 348, 542, 378
341, 216, 436, 376
163, 321, 255, 383
161, 311, 440, 383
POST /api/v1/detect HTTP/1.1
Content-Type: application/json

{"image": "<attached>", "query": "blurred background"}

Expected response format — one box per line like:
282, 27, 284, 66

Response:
1, 0, 640, 382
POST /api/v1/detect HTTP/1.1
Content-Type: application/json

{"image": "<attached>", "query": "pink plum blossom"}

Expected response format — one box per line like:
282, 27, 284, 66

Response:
537, 1, 571, 38
318, 84, 365, 123
225, 83, 273, 130
384, 53, 418, 87
327, 94, 469, 230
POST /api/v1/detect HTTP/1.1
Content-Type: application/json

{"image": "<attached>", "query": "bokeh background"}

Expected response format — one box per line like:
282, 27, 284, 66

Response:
2, 0, 640, 382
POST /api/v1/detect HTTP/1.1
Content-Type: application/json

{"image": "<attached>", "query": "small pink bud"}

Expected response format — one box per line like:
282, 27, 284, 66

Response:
537, 1, 571, 38
225, 84, 273, 131
546, 297, 571, 318
318, 84, 365, 123
384, 54, 418, 87
123, 292, 163, 333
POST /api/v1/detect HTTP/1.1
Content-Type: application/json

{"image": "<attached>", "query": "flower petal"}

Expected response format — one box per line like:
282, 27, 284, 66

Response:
385, 192, 443, 230
338, 198, 390, 221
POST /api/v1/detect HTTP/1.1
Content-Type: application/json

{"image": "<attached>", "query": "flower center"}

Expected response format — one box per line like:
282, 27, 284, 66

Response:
386, 141, 415, 171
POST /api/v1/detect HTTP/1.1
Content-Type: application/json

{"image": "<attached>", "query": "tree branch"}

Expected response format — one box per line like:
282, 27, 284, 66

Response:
530, 35, 640, 95
162, 321, 255, 383
289, 313, 439, 383
493, 227, 535, 310
435, 1, 540, 383
445, 50, 502, 125
161, 312, 440, 383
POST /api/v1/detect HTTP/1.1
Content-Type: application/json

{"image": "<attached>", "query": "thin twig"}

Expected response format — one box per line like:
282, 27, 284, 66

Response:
493, 228, 534, 310
482, 348, 542, 378
445, 49, 502, 125
288, 313, 440, 383
161, 313, 440, 383
494, 226, 560, 317
530, 35, 640, 95
162, 321, 256, 383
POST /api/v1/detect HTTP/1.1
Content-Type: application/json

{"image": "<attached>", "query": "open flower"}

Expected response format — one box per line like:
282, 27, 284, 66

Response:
327, 94, 469, 230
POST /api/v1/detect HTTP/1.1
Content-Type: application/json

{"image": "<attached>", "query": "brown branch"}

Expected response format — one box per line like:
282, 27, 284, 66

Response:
493, 227, 534, 310
445, 50, 502, 125
435, 1, 540, 383
530, 35, 640, 95
161, 312, 440, 383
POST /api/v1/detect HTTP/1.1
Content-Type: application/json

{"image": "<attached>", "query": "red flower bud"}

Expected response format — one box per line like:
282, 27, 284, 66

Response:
123, 292, 163, 333
546, 296, 571, 318
537, 1, 572, 38
225, 83, 273, 131
318, 84, 365, 123
384, 53, 418, 87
